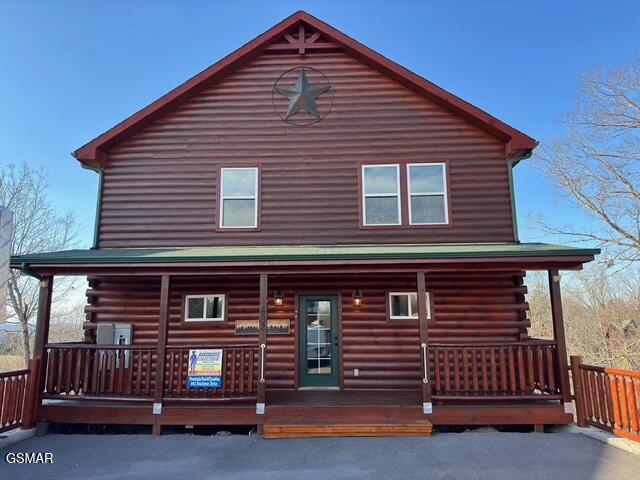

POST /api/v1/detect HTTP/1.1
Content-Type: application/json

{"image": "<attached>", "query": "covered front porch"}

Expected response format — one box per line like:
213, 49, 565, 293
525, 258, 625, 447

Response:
10, 243, 597, 435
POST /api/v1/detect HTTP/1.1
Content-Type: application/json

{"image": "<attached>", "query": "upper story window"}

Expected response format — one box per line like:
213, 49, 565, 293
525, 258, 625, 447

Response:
408, 163, 448, 225
362, 165, 401, 225
185, 294, 225, 322
220, 168, 258, 228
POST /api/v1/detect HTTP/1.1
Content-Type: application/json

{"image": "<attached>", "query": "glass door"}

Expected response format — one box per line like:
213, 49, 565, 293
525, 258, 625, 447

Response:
299, 296, 339, 387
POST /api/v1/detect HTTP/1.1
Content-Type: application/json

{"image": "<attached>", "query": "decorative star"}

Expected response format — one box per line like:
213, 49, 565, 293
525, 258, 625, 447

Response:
275, 68, 331, 119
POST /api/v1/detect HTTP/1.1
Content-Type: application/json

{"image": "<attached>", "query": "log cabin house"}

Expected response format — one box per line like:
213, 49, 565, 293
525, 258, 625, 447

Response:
11, 11, 599, 437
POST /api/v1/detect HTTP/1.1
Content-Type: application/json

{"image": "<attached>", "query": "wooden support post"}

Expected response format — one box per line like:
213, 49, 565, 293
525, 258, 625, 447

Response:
549, 270, 572, 413
570, 355, 587, 427
21, 356, 41, 429
417, 271, 432, 414
152, 274, 170, 436
33, 276, 53, 357
34, 277, 53, 402
256, 273, 268, 420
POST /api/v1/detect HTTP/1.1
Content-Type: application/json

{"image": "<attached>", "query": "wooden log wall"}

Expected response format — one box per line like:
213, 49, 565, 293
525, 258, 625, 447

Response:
84, 270, 530, 391
97, 49, 514, 248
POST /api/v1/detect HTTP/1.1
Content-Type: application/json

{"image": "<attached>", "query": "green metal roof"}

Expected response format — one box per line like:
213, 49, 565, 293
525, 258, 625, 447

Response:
11, 243, 599, 266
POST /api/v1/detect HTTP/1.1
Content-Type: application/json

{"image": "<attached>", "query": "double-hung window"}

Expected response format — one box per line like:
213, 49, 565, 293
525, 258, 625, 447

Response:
389, 292, 430, 320
220, 168, 258, 228
407, 163, 448, 224
362, 165, 401, 225
185, 294, 225, 322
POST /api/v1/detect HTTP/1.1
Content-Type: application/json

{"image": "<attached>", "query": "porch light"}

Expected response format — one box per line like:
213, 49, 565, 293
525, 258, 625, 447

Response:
352, 290, 363, 307
273, 290, 284, 306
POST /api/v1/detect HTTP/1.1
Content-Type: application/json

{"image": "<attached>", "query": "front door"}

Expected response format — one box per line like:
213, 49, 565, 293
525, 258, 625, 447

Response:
299, 295, 339, 388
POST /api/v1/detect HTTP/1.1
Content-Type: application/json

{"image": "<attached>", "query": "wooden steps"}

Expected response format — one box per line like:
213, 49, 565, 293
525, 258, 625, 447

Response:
263, 415, 432, 439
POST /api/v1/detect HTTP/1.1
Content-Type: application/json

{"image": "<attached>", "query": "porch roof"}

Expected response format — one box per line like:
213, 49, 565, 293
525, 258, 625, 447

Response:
12, 242, 598, 269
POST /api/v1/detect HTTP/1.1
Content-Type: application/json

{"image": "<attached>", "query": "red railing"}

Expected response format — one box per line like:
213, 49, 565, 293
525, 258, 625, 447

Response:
431, 341, 562, 400
42, 343, 259, 402
164, 345, 259, 401
571, 356, 640, 442
0, 358, 39, 433
43, 344, 157, 400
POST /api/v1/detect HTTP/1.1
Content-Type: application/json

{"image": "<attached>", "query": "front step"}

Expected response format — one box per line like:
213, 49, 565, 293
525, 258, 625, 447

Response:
263, 418, 433, 439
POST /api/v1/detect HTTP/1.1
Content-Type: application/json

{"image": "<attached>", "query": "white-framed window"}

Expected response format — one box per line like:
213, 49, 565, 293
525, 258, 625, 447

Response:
220, 167, 258, 228
389, 292, 430, 320
184, 294, 225, 322
362, 164, 401, 225
407, 163, 448, 225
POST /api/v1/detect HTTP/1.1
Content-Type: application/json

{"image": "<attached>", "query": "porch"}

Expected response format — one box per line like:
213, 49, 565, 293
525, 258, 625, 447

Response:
34, 338, 572, 434
9, 243, 597, 435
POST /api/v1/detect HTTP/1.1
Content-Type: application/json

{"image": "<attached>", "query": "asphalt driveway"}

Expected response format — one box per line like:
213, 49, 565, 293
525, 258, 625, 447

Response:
2, 431, 639, 480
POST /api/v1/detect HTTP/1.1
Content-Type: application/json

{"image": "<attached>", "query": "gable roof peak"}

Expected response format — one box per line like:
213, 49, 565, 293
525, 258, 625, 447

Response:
74, 10, 536, 169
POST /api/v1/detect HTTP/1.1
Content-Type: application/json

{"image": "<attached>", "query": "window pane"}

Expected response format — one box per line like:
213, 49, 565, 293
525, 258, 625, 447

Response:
364, 166, 398, 195
187, 298, 204, 319
409, 165, 444, 193
205, 296, 223, 319
411, 195, 446, 224
222, 199, 256, 227
365, 197, 399, 224
410, 294, 418, 317
222, 169, 256, 197
391, 295, 409, 317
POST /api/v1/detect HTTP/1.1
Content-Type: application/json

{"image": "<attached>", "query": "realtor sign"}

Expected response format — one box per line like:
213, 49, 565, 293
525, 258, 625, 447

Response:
187, 349, 223, 389
0, 207, 12, 324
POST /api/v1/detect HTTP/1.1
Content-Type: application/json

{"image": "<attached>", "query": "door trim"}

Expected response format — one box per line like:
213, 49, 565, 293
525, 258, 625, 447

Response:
295, 292, 342, 390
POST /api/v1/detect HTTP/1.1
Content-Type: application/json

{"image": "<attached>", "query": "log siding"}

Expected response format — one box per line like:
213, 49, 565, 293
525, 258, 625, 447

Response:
85, 271, 529, 391
98, 50, 513, 248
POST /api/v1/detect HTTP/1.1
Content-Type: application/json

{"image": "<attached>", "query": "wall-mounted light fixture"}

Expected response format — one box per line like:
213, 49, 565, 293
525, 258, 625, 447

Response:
352, 290, 363, 307
273, 290, 284, 306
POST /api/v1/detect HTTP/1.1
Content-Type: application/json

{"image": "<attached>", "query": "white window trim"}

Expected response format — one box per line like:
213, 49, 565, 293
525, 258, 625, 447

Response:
219, 167, 259, 229
184, 294, 226, 322
407, 163, 449, 225
389, 292, 431, 320
362, 164, 402, 226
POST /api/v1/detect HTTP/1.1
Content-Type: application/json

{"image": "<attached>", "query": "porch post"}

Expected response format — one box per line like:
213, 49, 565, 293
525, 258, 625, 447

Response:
417, 271, 432, 414
152, 274, 170, 435
33, 276, 54, 356
31, 276, 53, 427
256, 273, 268, 416
548, 270, 572, 412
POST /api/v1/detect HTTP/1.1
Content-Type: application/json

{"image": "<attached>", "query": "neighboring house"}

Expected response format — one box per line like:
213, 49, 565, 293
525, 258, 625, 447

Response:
11, 11, 598, 437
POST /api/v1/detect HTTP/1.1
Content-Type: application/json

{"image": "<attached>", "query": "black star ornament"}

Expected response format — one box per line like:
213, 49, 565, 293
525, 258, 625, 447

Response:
275, 68, 331, 119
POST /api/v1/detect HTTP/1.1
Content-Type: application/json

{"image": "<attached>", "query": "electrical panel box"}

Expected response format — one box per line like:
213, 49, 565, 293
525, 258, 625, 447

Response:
96, 323, 115, 345
96, 323, 132, 345
95, 323, 133, 369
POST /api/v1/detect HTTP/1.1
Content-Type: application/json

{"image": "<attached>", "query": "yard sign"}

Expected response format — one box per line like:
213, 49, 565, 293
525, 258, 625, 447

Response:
187, 349, 223, 389
0, 207, 12, 324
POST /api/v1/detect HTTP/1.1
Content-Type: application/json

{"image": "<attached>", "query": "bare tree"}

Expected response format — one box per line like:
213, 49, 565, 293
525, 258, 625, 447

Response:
0, 163, 79, 366
534, 56, 640, 265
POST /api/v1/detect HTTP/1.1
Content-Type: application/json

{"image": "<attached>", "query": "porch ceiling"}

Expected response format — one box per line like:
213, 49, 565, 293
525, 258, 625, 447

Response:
11, 243, 598, 276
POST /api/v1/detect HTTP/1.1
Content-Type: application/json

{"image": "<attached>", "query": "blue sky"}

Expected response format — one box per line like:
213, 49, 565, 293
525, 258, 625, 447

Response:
1, 0, 638, 247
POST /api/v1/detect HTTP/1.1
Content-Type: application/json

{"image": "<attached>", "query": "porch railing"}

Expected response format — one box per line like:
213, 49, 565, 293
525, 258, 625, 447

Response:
571, 356, 640, 442
42, 343, 259, 402
0, 367, 30, 432
164, 345, 258, 401
430, 340, 562, 400
43, 344, 157, 400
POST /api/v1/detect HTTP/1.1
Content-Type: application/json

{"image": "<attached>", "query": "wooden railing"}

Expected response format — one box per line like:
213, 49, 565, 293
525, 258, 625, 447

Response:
43, 344, 157, 400
164, 345, 259, 401
42, 343, 259, 402
430, 340, 562, 400
571, 356, 640, 442
0, 358, 39, 433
